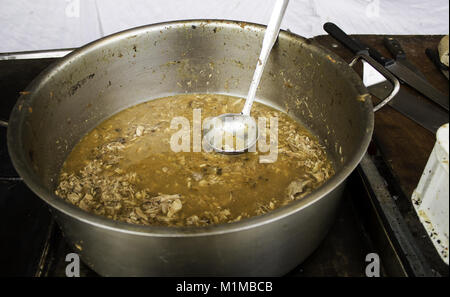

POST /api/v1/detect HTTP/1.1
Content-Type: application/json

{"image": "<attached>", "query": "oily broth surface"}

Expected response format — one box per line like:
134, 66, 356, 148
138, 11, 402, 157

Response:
56, 94, 334, 226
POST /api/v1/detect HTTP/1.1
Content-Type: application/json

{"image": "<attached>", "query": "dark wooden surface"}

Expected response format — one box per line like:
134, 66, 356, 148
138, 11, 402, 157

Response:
314, 35, 448, 199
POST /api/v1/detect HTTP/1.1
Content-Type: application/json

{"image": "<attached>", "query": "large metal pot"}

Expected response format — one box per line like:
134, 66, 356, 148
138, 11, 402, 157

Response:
7, 20, 392, 276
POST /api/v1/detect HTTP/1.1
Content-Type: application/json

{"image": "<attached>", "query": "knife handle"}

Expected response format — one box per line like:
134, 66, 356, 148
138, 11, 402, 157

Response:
323, 22, 394, 67
384, 37, 406, 60
426, 48, 449, 70
323, 22, 367, 54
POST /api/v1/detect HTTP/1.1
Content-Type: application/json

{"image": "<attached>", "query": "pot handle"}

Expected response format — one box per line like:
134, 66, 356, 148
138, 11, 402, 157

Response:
0, 119, 23, 181
349, 54, 400, 112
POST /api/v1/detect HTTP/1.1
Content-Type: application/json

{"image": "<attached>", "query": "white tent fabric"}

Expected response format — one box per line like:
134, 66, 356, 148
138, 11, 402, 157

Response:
0, 0, 449, 52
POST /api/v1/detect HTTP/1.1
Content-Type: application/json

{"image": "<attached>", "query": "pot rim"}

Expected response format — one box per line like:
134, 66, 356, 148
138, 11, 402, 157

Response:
7, 19, 374, 237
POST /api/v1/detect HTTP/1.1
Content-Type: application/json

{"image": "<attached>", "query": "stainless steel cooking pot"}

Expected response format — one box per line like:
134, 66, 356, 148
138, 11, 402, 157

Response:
6, 20, 398, 276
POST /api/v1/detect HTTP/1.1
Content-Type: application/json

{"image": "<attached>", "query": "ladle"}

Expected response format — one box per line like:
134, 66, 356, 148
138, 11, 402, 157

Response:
204, 0, 289, 153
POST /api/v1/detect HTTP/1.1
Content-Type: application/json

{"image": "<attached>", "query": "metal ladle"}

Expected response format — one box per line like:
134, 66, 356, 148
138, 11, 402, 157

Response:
204, 0, 289, 154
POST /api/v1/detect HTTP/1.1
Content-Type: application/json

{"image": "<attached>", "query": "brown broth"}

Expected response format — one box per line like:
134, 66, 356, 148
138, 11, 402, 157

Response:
55, 94, 334, 226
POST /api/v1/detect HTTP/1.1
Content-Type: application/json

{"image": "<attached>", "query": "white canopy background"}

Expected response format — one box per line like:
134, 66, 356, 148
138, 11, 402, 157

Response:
1, 0, 449, 52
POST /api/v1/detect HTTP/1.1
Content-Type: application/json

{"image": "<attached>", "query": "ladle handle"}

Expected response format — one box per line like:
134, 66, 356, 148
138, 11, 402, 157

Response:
241, 0, 289, 116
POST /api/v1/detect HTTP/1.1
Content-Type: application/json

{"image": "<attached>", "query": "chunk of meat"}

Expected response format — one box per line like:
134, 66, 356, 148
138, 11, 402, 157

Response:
136, 125, 145, 136
287, 179, 311, 200
167, 198, 182, 217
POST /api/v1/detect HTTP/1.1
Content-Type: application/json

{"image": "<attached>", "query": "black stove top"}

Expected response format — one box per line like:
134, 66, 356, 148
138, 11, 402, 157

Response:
0, 56, 445, 277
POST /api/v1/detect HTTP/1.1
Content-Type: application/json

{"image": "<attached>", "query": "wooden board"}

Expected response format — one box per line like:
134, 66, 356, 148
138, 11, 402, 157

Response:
314, 35, 448, 198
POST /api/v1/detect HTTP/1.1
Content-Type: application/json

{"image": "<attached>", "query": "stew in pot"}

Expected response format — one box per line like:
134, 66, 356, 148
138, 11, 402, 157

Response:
55, 94, 334, 227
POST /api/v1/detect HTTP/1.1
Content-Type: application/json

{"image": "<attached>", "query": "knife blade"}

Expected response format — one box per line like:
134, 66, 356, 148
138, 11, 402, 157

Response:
384, 62, 449, 110
368, 82, 448, 133
384, 37, 428, 81
323, 22, 449, 111
426, 48, 449, 80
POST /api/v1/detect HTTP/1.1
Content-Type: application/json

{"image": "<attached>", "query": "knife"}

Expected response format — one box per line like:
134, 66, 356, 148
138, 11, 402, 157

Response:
425, 48, 449, 80
384, 37, 428, 81
323, 23, 449, 133
324, 22, 449, 111
367, 83, 448, 133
